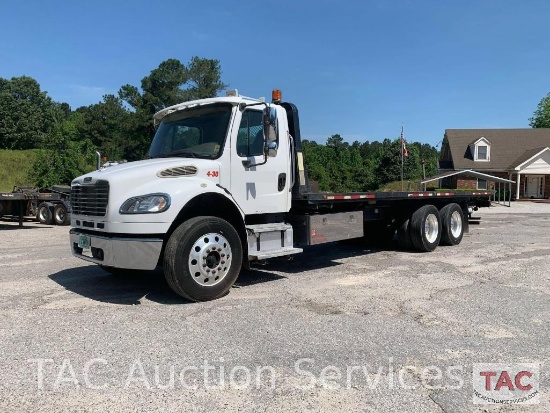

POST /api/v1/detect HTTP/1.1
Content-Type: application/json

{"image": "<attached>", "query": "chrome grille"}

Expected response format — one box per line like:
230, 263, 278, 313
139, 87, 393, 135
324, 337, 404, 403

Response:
71, 180, 109, 216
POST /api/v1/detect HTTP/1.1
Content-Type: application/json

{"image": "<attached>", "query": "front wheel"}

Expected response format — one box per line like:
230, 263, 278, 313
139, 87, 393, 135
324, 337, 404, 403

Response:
164, 216, 243, 301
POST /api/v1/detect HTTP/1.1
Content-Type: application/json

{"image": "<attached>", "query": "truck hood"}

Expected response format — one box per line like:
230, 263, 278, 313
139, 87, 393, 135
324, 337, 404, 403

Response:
73, 158, 218, 185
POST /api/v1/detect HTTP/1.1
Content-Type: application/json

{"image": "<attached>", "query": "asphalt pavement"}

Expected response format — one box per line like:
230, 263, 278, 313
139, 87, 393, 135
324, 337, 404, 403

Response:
0, 202, 548, 412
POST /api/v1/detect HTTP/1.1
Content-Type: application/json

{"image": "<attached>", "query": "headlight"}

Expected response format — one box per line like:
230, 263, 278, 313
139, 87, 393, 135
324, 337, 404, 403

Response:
119, 194, 171, 214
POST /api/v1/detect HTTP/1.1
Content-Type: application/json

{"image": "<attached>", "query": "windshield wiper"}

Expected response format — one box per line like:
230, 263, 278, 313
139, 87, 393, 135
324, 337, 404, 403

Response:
157, 150, 198, 159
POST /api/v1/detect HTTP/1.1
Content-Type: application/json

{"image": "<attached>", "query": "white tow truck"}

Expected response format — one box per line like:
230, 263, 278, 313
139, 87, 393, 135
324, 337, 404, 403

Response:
69, 90, 492, 301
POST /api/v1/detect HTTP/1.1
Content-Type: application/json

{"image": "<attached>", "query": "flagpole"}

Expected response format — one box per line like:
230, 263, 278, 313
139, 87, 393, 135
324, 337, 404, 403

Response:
401, 124, 404, 192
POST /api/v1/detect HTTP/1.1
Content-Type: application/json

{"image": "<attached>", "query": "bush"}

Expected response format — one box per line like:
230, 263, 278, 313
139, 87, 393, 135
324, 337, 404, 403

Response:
28, 120, 96, 187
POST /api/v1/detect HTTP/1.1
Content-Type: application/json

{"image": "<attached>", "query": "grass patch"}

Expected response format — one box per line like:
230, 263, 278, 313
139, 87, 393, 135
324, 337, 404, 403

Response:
0, 149, 40, 191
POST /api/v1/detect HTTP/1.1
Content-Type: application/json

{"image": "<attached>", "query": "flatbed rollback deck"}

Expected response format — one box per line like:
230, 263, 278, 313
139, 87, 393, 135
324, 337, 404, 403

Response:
68, 89, 492, 301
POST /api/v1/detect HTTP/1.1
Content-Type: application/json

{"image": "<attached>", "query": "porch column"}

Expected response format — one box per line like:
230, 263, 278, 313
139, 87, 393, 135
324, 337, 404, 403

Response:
516, 171, 521, 200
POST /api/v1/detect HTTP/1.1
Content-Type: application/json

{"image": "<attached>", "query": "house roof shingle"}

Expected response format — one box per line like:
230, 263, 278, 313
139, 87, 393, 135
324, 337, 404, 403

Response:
508, 147, 550, 169
444, 128, 550, 170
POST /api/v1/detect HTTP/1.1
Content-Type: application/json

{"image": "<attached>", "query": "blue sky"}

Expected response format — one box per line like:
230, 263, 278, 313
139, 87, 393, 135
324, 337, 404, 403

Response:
1, 0, 549, 147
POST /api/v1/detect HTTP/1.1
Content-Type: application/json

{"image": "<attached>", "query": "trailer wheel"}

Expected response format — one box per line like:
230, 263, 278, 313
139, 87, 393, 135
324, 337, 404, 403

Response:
410, 205, 441, 252
37, 202, 54, 225
164, 216, 243, 302
397, 218, 413, 250
439, 203, 464, 246
53, 204, 70, 225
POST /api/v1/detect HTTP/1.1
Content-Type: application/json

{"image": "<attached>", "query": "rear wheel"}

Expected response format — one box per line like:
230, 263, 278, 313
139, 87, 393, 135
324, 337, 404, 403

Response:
37, 202, 54, 225
410, 205, 441, 252
53, 203, 70, 225
439, 203, 464, 246
164, 216, 243, 301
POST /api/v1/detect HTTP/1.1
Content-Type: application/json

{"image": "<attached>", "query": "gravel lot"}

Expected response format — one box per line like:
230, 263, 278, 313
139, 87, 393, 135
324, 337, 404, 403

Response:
0, 202, 548, 412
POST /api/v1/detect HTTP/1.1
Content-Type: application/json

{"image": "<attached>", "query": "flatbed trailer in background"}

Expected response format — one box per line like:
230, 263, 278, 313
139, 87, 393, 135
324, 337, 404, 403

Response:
0, 186, 71, 227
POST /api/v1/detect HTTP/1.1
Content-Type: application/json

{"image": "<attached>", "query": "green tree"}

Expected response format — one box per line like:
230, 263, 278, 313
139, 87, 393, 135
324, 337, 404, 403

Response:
184, 56, 227, 101
75, 94, 137, 160
373, 139, 402, 184
326, 134, 348, 150
0, 76, 64, 149
118, 57, 227, 159
303, 136, 375, 192
529, 92, 550, 128
29, 113, 95, 187
119, 57, 227, 114
302, 140, 336, 191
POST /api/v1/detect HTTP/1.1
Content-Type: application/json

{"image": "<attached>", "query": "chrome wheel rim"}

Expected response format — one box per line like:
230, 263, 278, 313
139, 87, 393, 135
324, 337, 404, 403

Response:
424, 214, 439, 243
450, 210, 462, 238
39, 207, 48, 221
188, 232, 231, 286
55, 208, 65, 222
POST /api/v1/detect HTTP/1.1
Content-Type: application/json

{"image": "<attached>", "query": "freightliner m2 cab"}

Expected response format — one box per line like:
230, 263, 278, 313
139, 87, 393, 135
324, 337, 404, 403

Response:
70, 90, 492, 301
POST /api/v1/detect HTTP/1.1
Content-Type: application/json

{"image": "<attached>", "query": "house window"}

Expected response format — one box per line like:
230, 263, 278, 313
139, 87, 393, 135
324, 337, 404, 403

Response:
477, 145, 488, 160
472, 137, 491, 161
477, 179, 487, 190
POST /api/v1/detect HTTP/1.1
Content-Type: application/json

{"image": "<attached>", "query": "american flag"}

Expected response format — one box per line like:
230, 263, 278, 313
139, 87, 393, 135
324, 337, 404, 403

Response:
401, 126, 408, 157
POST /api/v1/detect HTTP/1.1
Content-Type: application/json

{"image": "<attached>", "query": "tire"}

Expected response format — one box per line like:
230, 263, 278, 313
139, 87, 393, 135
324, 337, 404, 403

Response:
410, 205, 441, 252
439, 203, 464, 246
164, 216, 243, 302
397, 218, 413, 250
53, 203, 70, 225
37, 202, 54, 225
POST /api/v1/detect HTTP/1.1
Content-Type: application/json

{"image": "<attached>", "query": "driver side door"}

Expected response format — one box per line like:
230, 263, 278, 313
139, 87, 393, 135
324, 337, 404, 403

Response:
229, 108, 290, 215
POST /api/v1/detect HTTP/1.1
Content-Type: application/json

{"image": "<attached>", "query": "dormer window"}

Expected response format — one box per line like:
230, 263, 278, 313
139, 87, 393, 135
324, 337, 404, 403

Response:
477, 145, 488, 160
472, 137, 491, 161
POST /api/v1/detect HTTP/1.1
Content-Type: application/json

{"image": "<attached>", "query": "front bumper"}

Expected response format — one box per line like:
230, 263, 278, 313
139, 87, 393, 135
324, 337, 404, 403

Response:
69, 229, 163, 270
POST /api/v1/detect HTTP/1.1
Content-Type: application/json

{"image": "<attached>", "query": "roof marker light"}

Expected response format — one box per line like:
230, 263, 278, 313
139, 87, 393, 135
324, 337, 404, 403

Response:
272, 89, 282, 103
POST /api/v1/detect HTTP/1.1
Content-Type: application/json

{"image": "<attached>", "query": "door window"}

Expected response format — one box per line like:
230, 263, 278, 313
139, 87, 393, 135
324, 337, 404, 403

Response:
237, 111, 264, 157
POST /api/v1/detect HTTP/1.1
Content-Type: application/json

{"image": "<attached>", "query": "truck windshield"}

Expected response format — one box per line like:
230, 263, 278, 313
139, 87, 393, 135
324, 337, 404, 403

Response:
148, 104, 232, 159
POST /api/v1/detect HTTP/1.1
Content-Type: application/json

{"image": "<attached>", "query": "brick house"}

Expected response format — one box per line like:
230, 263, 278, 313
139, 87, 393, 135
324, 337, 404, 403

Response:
439, 129, 550, 199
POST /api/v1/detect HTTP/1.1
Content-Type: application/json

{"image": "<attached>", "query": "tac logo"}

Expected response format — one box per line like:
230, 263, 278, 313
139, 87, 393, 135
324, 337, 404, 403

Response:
472, 363, 540, 405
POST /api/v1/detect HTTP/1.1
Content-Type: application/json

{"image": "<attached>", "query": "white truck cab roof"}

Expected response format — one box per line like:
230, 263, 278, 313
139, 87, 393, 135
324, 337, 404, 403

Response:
153, 90, 266, 121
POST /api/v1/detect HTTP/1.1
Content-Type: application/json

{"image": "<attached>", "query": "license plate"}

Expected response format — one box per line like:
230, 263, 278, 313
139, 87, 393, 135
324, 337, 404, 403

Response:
78, 234, 91, 249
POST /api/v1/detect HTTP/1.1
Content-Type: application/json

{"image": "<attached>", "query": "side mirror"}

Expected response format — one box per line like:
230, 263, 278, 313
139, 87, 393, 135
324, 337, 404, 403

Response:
267, 141, 278, 157
263, 107, 278, 157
